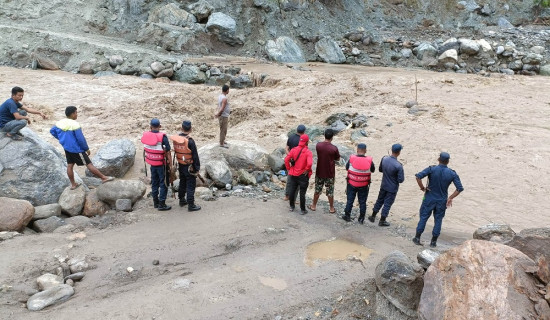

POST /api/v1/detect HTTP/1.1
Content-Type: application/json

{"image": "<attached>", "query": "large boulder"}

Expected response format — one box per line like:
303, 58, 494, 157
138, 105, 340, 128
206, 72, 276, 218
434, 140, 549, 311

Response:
37, 273, 63, 291
81, 189, 109, 217
26, 284, 74, 311
458, 38, 480, 55
419, 240, 549, 320
315, 38, 346, 64
265, 37, 305, 63
58, 186, 86, 216
204, 160, 232, 188
375, 251, 424, 317
33, 204, 61, 221
507, 228, 550, 282
473, 223, 516, 244
96, 180, 146, 206
540, 64, 550, 76
187, 0, 213, 22
148, 3, 197, 27
237, 169, 257, 185
206, 12, 242, 46
0, 197, 34, 231
522, 53, 543, 65
438, 49, 458, 63
86, 139, 136, 178
174, 64, 207, 84
33, 216, 65, 233
0, 128, 81, 206
417, 249, 440, 270
199, 141, 270, 172
268, 148, 286, 172
413, 43, 437, 60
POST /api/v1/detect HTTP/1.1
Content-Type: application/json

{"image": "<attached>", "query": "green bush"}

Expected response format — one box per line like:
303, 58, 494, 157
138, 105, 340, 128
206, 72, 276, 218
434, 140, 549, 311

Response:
534, 0, 550, 8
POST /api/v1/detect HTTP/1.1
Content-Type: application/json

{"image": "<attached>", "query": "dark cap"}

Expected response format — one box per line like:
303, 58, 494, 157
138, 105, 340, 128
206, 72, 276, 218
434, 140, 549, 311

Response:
150, 118, 160, 127
357, 143, 367, 150
392, 143, 403, 153
182, 120, 192, 130
439, 152, 450, 161
297, 124, 306, 133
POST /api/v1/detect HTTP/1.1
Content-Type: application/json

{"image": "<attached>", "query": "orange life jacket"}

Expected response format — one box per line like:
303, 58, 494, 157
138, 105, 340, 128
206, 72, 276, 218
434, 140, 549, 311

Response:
141, 131, 167, 166
169, 135, 193, 165
347, 155, 373, 187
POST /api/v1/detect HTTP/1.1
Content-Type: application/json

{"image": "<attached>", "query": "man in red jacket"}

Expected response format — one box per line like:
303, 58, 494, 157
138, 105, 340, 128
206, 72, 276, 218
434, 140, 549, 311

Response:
284, 134, 313, 214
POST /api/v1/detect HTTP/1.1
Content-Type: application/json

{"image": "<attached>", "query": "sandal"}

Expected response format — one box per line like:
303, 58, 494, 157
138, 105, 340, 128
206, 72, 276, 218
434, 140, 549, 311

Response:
6, 133, 22, 141
102, 176, 115, 183
329, 209, 336, 214
307, 205, 316, 211
70, 183, 81, 190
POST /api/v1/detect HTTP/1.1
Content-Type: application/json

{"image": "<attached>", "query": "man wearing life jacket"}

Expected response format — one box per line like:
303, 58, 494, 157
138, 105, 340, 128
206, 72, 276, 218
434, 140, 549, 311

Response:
170, 120, 201, 212
343, 143, 375, 222
413, 152, 463, 248
368, 143, 405, 226
141, 118, 172, 211
284, 134, 313, 214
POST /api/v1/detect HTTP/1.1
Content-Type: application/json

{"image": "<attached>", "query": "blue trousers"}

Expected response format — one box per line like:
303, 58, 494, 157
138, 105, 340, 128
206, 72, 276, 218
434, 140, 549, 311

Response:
151, 165, 167, 202
1, 119, 27, 135
373, 188, 397, 218
415, 199, 447, 237
344, 184, 370, 216
178, 164, 196, 205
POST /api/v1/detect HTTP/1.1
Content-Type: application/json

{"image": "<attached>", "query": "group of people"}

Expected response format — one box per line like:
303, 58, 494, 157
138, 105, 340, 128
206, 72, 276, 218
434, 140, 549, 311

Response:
283, 124, 464, 247
1, 86, 464, 247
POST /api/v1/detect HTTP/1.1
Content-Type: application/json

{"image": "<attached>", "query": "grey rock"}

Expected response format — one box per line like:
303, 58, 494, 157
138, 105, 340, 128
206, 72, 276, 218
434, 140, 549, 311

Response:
86, 139, 135, 178
237, 169, 257, 186
265, 36, 305, 63
53, 224, 78, 234
150, 62, 165, 74
37, 273, 63, 291
458, 39, 480, 55
64, 272, 85, 282
438, 49, 458, 62
140, 74, 154, 80
375, 251, 424, 317
174, 64, 207, 84
33, 54, 59, 70
33, 216, 65, 233
230, 74, 253, 89
64, 216, 92, 228
81, 189, 108, 217
252, 171, 270, 184
0, 197, 34, 231
187, 0, 213, 22
33, 204, 61, 220
351, 48, 361, 56
522, 53, 543, 65
508, 60, 523, 71
199, 141, 269, 172
268, 148, 286, 172
206, 12, 242, 46
208, 67, 221, 76
115, 199, 132, 212
68, 256, 89, 273
405, 100, 418, 108
496, 46, 505, 55
27, 284, 74, 311
315, 38, 346, 64
400, 48, 412, 58
0, 128, 80, 206
58, 186, 86, 216
204, 160, 233, 188
0, 231, 22, 241
498, 17, 514, 29
335, 145, 354, 165
539, 64, 550, 76
79, 60, 95, 74
206, 73, 232, 86
417, 249, 440, 269
350, 130, 367, 142
330, 120, 347, 133
94, 71, 117, 78
148, 3, 197, 27
473, 223, 516, 244
156, 68, 174, 78
413, 43, 437, 60
458, 0, 480, 12
96, 180, 146, 206
500, 68, 515, 75
109, 55, 124, 68
531, 46, 545, 55
81, 177, 102, 188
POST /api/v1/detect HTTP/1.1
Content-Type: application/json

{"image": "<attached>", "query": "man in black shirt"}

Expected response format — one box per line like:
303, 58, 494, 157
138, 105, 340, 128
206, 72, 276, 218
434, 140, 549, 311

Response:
284, 124, 306, 201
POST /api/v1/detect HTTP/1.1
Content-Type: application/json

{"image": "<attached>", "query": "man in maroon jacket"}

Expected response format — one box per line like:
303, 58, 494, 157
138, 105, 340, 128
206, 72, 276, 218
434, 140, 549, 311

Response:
284, 134, 313, 214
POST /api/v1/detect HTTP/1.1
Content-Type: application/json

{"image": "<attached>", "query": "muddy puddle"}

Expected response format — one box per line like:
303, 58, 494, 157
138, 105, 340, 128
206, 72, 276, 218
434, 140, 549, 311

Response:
305, 238, 373, 267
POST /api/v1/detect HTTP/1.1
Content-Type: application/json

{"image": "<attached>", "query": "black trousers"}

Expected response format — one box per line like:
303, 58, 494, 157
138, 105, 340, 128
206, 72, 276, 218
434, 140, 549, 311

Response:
178, 164, 197, 205
288, 174, 309, 211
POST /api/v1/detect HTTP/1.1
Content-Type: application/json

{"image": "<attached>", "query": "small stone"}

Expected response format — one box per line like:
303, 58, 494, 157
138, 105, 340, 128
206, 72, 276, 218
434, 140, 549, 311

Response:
64, 272, 85, 282
65, 279, 74, 287
225, 184, 232, 191
127, 267, 134, 273
262, 186, 272, 193
66, 232, 86, 241
26, 284, 74, 311
68, 256, 89, 273
405, 100, 418, 108
115, 199, 133, 212
153, 260, 160, 266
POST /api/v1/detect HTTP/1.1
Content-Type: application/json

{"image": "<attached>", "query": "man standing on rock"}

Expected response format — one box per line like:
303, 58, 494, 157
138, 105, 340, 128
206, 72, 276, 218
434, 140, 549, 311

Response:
368, 143, 404, 226
284, 124, 306, 201
343, 143, 375, 222
413, 152, 464, 247
215, 84, 230, 148
0, 86, 47, 140
50, 106, 114, 190
141, 118, 172, 211
308, 128, 340, 214
284, 134, 313, 214
170, 120, 201, 212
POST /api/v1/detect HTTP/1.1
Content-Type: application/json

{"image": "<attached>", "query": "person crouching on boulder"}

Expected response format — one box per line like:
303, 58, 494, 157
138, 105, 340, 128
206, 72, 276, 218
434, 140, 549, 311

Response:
141, 118, 172, 211
50, 106, 114, 190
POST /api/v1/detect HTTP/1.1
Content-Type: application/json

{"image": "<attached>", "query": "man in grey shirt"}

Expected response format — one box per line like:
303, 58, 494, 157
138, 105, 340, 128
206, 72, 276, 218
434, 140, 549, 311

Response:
215, 84, 230, 148
368, 143, 404, 226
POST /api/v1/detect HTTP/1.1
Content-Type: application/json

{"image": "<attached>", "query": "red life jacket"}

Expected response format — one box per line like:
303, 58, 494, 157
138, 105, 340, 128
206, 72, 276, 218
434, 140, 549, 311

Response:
141, 131, 166, 166
347, 155, 373, 187
169, 135, 193, 165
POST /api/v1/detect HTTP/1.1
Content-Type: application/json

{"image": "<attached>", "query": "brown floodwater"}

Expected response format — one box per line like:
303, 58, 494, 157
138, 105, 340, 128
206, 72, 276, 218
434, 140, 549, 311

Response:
305, 238, 373, 267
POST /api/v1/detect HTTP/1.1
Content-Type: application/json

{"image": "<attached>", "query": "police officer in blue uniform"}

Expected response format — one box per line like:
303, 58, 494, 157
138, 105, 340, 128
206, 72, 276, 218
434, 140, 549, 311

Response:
413, 152, 464, 247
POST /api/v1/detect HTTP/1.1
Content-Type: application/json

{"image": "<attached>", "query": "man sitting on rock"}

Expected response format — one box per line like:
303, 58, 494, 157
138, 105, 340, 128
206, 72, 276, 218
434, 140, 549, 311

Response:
50, 106, 114, 190
0, 86, 47, 140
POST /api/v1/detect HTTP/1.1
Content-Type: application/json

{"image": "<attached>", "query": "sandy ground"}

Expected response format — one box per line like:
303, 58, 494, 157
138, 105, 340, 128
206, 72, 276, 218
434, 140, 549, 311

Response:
1, 62, 550, 318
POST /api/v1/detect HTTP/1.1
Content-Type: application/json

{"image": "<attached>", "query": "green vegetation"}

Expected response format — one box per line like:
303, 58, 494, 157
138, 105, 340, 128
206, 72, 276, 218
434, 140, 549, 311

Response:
534, 0, 550, 8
